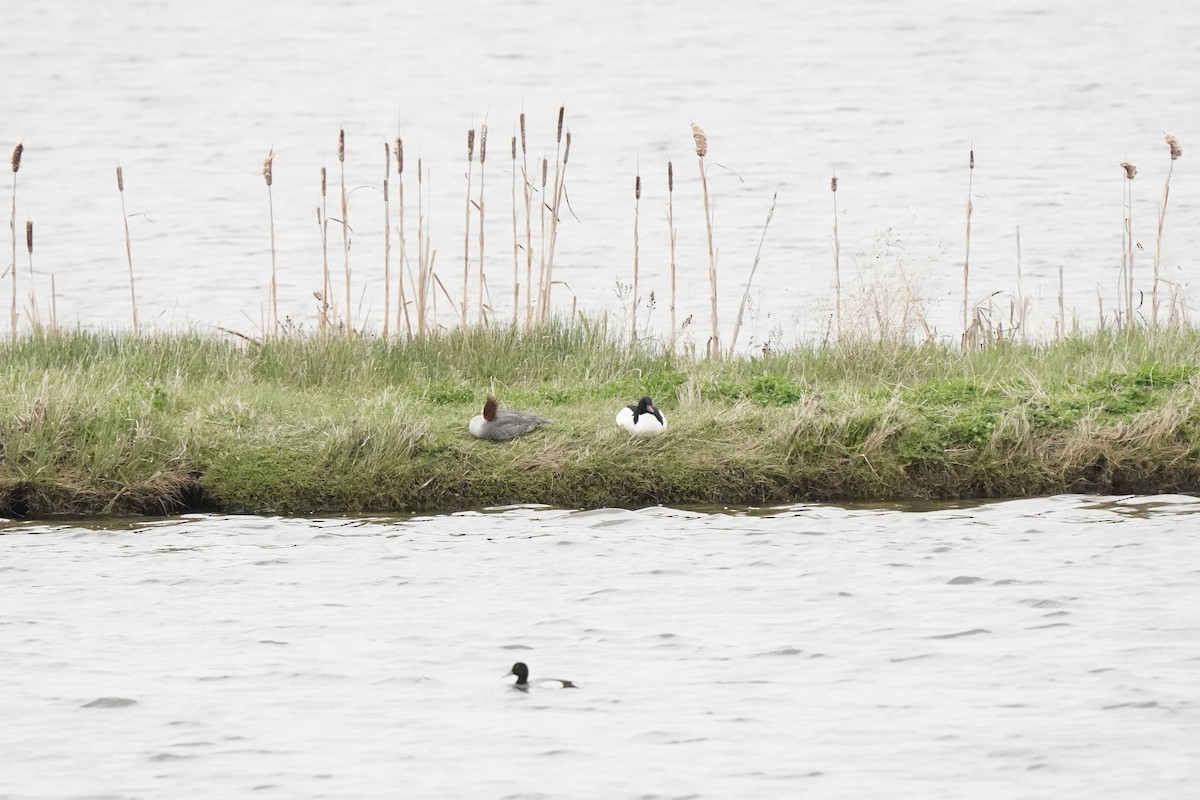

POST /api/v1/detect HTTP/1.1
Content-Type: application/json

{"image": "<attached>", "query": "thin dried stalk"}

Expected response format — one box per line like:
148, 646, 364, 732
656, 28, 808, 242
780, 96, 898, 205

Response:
521, 115, 533, 329
728, 190, 778, 353
1120, 161, 1136, 330
477, 123, 488, 327
339, 129, 351, 338
394, 138, 412, 339
831, 173, 841, 340
631, 171, 641, 344
1153, 133, 1182, 326
693, 123, 719, 356
318, 166, 331, 335
382, 142, 391, 340
667, 160, 677, 353
116, 165, 139, 336
540, 107, 569, 322
462, 128, 475, 327
25, 219, 39, 331
962, 149, 974, 342
511, 134, 519, 327
9, 143, 21, 338
263, 148, 277, 337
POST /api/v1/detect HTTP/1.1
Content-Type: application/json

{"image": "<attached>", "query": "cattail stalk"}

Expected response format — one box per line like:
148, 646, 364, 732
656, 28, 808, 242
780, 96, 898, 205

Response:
263, 149, 277, 337
50, 272, 57, 333
520, 115, 534, 330
338, 129, 351, 338
631, 171, 641, 344
415, 158, 431, 337
511, 134, 520, 327
831, 174, 842, 340
693, 123, 720, 356
25, 219, 39, 331
537, 157, 548, 323
1120, 160, 1136, 330
382, 143, 391, 339
462, 128, 475, 327
667, 160, 677, 353
9, 143, 22, 339
318, 166, 331, 335
962, 149, 974, 340
394, 138, 412, 339
540, 107, 569, 322
1153, 133, 1182, 326
477, 124, 488, 326
116, 165, 139, 335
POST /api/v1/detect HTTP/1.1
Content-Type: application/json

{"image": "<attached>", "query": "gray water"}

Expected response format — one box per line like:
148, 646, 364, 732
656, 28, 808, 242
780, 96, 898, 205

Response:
3, 496, 1199, 798
4, 0, 1200, 342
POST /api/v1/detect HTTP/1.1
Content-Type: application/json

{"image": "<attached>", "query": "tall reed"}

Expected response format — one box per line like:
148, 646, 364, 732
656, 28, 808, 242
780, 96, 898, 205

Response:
318, 166, 331, 335
667, 160, 677, 353
25, 219, 39, 331
9, 143, 22, 339
1120, 160, 1137, 330
1153, 132, 1182, 325
338, 129, 351, 337
520, 114, 533, 329
510, 133, 519, 327
477, 124, 488, 326
831, 173, 841, 340
394, 137, 412, 339
692, 123, 719, 356
537, 156, 548, 322
462, 128, 475, 326
540, 107, 569, 323
262, 148, 277, 337
729, 190, 778, 353
50, 271, 57, 333
382, 142, 391, 340
116, 164, 140, 336
961, 149, 974, 339
631, 170, 641, 344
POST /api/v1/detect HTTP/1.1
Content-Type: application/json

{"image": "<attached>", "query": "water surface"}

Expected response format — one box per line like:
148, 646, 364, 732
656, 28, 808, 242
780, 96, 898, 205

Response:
3, 495, 1198, 797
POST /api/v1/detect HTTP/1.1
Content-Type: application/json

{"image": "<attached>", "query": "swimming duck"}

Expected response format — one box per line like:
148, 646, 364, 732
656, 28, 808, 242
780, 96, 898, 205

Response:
469, 397, 551, 441
616, 396, 667, 436
505, 661, 577, 691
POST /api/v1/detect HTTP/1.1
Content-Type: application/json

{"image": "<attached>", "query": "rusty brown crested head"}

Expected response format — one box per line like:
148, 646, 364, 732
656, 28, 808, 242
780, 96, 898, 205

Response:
691, 123, 708, 158
1120, 161, 1137, 180
483, 396, 499, 421
262, 148, 274, 187
11, 143, 23, 173
1165, 132, 1183, 160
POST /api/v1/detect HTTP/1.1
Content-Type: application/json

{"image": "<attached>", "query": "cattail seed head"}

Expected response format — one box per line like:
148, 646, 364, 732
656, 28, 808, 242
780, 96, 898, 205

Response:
1166, 132, 1183, 160
511, 136, 516, 161
337, 129, 345, 163
520, 113, 527, 154
116, 165, 125, 192
556, 106, 565, 143
383, 141, 390, 174
1120, 161, 1137, 180
969, 150, 975, 170
668, 161, 674, 192
541, 158, 548, 187
467, 129, 475, 162
831, 175, 838, 192
563, 132, 571, 165
635, 175, 641, 200
11, 143, 23, 173
26, 220, 33, 254
320, 166, 327, 196
479, 124, 488, 165
691, 123, 708, 157
262, 148, 274, 187
394, 138, 404, 175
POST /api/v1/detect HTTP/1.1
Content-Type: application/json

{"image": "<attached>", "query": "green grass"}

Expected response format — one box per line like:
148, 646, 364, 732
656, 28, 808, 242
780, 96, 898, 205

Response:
2, 322, 1200, 517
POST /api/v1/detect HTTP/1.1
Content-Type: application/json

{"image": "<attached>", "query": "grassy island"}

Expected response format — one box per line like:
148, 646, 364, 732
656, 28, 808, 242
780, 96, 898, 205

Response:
1, 324, 1199, 518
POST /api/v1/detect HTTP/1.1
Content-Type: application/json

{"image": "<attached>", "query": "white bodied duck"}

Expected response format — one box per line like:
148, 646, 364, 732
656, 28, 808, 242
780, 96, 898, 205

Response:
505, 661, 577, 691
469, 397, 551, 441
616, 395, 667, 436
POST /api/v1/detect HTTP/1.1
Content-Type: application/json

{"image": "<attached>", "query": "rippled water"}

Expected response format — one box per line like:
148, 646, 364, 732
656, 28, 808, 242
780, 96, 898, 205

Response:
3, 495, 1198, 798
3, 1, 1199, 341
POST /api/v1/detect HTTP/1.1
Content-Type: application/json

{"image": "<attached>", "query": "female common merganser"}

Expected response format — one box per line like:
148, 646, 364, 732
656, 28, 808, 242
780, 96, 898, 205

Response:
505, 661, 577, 691
616, 396, 667, 436
469, 397, 551, 441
